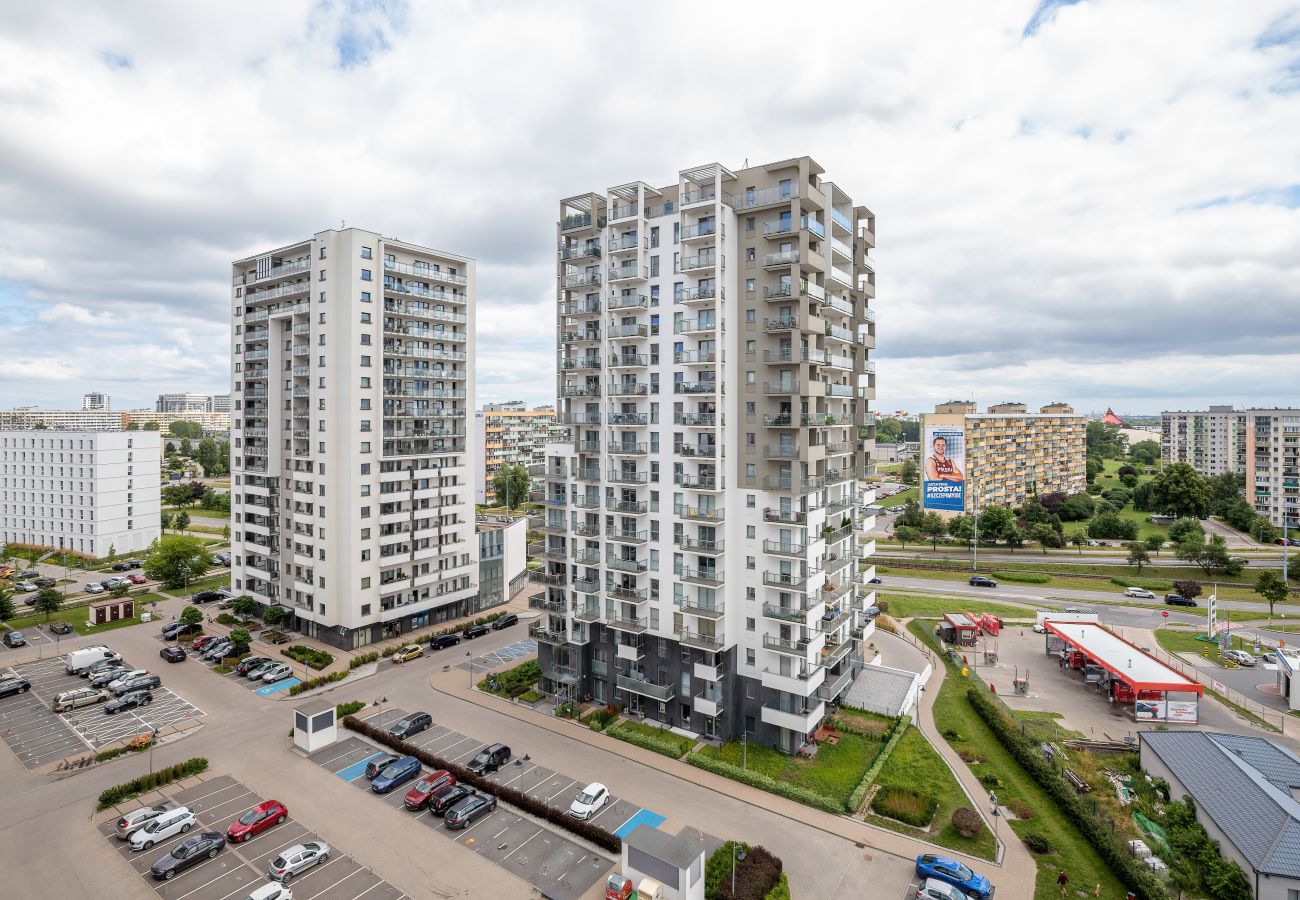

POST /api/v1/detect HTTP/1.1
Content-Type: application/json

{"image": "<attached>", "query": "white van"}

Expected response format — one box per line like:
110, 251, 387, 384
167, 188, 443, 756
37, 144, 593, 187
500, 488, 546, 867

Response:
65, 646, 121, 676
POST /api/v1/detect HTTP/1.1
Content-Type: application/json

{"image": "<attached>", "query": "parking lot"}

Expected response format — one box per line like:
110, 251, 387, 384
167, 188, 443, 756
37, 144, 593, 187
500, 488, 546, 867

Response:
182, 644, 304, 697
458, 637, 538, 674
309, 705, 661, 899
99, 774, 411, 900
0, 655, 204, 768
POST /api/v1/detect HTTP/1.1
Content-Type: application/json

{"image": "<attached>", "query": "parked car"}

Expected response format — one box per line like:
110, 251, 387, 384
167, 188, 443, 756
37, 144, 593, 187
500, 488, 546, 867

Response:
227, 800, 289, 843
102, 576, 129, 589
53, 687, 109, 712
13, 581, 36, 592
111, 561, 133, 571
968, 575, 997, 588
80, 652, 125, 676
3, 630, 26, 648
427, 783, 473, 816
83, 583, 106, 594
48, 621, 73, 635
1124, 587, 1156, 599
16, 570, 39, 581
915, 855, 993, 900
89, 666, 132, 688
150, 831, 225, 880
212, 552, 231, 566
0, 676, 31, 698
388, 711, 432, 740
201, 641, 233, 660
430, 633, 461, 650
192, 591, 228, 604
115, 803, 176, 839
466, 743, 510, 775
105, 690, 153, 714
462, 624, 489, 639
491, 613, 519, 631
568, 782, 610, 820
160, 646, 187, 663
391, 644, 424, 663
107, 669, 150, 692
403, 770, 456, 810
112, 674, 162, 696
162, 622, 201, 640
260, 663, 293, 682
126, 574, 148, 585
245, 884, 292, 900
237, 656, 273, 676
1164, 594, 1197, 607
444, 792, 497, 829
915, 879, 975, 900
245, 661, 277, 680
372, 756, 422, 793
33, 577, 56, 588
191, 635, 220, 651
129, 806, 196, 850
1224, 649, 1257, 667
267, 841, 330, 882
866, 576, 882, 584
364, 753, 402, 779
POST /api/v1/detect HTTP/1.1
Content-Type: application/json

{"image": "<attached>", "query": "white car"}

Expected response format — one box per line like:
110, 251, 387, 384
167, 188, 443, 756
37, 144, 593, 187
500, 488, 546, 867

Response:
268, 841, 330, 882
568, 782, 610, 820
83, 582, 106, 594
1224, 649, 1257, 667
114, 802, 176, 839
129, 806, 196, 850
1124, 587, 1156, 599
916, 879, 973, 900
246, 884, 293, 900
107, 669, 150, 692
260, 663, 293, 682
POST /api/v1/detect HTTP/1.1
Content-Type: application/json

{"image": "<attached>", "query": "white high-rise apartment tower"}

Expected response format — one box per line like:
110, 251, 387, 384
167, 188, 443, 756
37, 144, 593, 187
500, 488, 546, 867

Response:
230, 228, 477, 650
537, 157, 878, 750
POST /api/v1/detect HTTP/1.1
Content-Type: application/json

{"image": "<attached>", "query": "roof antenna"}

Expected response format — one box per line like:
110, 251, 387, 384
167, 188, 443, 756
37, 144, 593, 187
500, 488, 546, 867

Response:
341, 218, 346, 229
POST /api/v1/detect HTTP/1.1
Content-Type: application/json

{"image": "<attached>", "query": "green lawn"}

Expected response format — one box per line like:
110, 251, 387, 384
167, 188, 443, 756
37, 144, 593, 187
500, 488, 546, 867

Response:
879, 592, 1039, 620
698, 729, 882, 809
864, 725, 997, 860
1009, 710, 1083, 741
1154, 626, 1255, 663
910, 621, 1127, 900
607, 720, 696, 757
883, 486, 918, 507
162, 573, 230, 597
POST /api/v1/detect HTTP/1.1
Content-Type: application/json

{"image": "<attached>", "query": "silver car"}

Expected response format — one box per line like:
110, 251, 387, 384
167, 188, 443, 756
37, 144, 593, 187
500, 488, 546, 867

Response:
267, 841, 330, 882
1223, 649, 1257, 667
114, 802, 176, 840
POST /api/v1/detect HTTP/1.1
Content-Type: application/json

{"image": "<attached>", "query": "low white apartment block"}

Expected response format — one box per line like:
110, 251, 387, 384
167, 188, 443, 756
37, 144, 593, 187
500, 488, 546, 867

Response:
230, 228, 478, 650
0, 430, 161, 558
536, 156, 878, 752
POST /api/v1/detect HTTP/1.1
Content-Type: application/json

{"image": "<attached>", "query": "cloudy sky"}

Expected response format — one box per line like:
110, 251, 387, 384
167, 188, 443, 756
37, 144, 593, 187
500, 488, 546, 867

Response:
1, 0, 1297, 417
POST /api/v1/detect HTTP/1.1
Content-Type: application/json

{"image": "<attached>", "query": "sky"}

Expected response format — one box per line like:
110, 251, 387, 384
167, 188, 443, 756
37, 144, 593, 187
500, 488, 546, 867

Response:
0, 0, 1298, 417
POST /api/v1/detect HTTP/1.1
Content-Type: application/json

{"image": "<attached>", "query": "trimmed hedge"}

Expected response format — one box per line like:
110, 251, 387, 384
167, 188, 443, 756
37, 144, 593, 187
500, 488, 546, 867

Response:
966, 688, 1167, 900
282, 645, 334, 670
342, 715, 620, 852
287, 670, 347, 696
991, 571, 1050, 584
97, 757, 208, 810
349, 651, 380, 669
847, 714, 910, 812
685, 751, 844, 814
605, 721, 692, 759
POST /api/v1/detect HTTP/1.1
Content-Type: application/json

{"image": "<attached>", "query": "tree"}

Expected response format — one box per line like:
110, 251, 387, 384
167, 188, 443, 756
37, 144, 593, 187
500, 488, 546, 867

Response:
1029, 523, 1059, 554
169, 420, 204, 439
110, 583, 130, 599
1087, 511, 1138, 540
1168, 517, 1205, 544
1102, 487, 1132, 509
1085, 455, 1104, 484
1252, 517, 1279, 544
1129, 439, 1161, 466
0, 586, 14, 621
143, 535, 210, 590
492, 463, 531, 510
1222, 499, 1258, 533
143, 421, 159, 431
1057, 493, 1096, 522
33, 587, 62, 623
1068, 529, 1088, 555
1256, 571, 1290, 617
919, 512, 948, 549
1145, 534, 1165, 556
222, 524, 231, 540
1004, 525, 1025, 551
899, 458, 919, 485
977, 506, 1016, 542
1207, 471, 1245, 516
262, 604, 290, 627
876, 417, 903, 443
1132, 481, 1155, 512
174, 510, 190, 532
160, 511, 174, 533
948, 515, 975, 547
227, 628, 251, 653
1126, 542, 1151, 572
179, 437, 193, 457
196, 437, 221, 476
1177, 533, 1233, 575
896, 499, 924, 529
162, 485, 196, 508
893, 525, 921, 549
232, 595, 258, 617
1086, 421, 1127, 459
1149, 463, 1211, 519
180, 604, 203, 628
125, 420, 140, 431
1172, 579, 1202, 601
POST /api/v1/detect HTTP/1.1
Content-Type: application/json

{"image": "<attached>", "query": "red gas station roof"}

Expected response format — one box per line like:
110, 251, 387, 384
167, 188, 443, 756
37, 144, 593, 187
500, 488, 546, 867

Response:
1046, 621, 1203, 694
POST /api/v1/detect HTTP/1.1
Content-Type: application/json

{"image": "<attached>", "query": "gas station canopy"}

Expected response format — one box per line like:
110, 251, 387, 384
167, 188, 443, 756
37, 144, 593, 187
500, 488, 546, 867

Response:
1045, 621, 1203, 695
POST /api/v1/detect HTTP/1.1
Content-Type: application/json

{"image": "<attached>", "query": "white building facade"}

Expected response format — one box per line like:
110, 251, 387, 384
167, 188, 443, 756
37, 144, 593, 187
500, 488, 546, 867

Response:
82, 392, 111, 410
536, 157, 878, 750
230, 228, 478, 650
0, 430, 161, 557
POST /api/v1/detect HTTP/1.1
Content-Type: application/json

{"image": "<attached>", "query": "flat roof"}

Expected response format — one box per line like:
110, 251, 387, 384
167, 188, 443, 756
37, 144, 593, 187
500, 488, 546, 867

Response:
943, 613, 977, 628
1046, 622, 1202, 693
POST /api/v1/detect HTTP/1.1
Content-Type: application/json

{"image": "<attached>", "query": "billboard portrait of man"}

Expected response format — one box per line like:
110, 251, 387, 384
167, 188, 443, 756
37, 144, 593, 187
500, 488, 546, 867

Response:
922, 426, 966, 511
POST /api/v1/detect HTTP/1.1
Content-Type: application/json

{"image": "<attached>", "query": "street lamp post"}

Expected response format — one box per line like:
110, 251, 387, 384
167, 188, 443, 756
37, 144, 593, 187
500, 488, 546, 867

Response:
466, 650, 472, 689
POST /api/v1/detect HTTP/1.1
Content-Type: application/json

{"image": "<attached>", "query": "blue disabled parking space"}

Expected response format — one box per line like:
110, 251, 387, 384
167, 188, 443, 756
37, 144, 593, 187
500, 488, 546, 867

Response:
613, 807, 666, 839
254, 676, 300, 696
334, 751, 386, 782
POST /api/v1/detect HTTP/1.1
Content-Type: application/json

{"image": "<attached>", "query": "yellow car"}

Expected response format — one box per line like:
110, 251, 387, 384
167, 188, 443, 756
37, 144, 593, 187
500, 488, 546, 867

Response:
392, 644, 424, 663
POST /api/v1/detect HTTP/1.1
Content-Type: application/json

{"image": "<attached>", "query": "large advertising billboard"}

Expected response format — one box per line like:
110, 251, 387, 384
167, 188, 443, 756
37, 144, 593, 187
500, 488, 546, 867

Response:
922, 425, 966, 512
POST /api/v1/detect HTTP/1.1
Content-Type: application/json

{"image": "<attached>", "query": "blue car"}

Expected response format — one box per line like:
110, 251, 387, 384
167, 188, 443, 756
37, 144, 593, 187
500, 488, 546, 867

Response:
371, 756, 422, 794
915, 854, 992, 900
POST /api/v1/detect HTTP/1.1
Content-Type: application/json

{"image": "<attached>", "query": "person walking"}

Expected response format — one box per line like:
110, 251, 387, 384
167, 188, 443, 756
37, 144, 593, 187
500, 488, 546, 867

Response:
1057, 870, 1069, 896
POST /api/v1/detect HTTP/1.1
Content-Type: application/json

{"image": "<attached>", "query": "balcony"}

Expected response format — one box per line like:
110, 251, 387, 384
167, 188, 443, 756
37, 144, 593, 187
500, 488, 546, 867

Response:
560, 242, 601, 261
607, 470, 648, 485
573, 576, 600, 593
560, 384, 601, 398
616, 673, 674, 701
680, 253, 718, 272
606, 555, 647, 574
675, 504, 723, 522
762, 539, 807, 557
608, 354, 648, 368
762, 444, 800, 460
764, 316, 799, 333
606, 529, 648, 544
561, 212, 596, 232
616, 638, 645, 662
561, 300, 601, 317
825, 382, 854, 398
762, 634, 812, 656
761, 665, 825, 697
675, 413, 719, 427
529, 593, 565, 614
528, 543, 569, 562
763, 570, 810, 591
763, 508, 806, 525
562, 272, 601, 289
608, 234, 645, 254
675, 286, 721, 306
680, 223, 717, 242
675, 536, 724, 554
674, 350, 718, 365
694, 661, 722, 682
763, 251, 799, 268
607, 584, 647, 602
674, 381, 718, 395
607, 324, 648, 340
606, 499, 649, 514
678, 629, 725, 652
607, 384, 649, 398
675, 473, 721, 491
543, 665, 584, 686
679, 567, 723, 586
822, 639, 854, 669
609, 293, 649, 311
762, 600, 818, 624
763, 476, 824, 493
560, 330, 601, 344
674, 318, 716, 335
609, 203, 641, 222
529, 624, 569, 646
760, 701, 825, 735
816, 667, 856, 703
608, 615, 648, 634
609, 412, 648, 426
573, 606, 602, 623
572, 548, 600, 564
609, 265, 648, 283
680, 598, 725, 619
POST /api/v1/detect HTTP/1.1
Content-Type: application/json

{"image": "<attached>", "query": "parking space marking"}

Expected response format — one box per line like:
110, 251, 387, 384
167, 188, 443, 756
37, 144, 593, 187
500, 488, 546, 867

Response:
544, 778, 577, 803
500, 827, 543, 862
254, 677, 300, 697
300, 860, 367, 900
612, 808, 665, 839
334, 752, 385, 782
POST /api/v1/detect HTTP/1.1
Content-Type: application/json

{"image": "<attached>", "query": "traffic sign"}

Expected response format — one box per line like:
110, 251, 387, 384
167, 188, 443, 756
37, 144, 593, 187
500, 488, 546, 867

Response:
1161, 610, 1169, 618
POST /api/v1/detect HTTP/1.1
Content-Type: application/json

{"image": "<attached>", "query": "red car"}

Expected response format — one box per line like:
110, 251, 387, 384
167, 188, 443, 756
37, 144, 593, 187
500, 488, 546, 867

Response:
126, 574, 147, 585
403, 770, 456, 811
225, 800, 288, 843
192, 635, 219, 650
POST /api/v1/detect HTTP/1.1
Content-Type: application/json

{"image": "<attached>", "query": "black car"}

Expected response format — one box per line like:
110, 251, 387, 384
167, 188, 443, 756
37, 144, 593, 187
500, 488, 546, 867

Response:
33, 577, 56, 588
111, 561, 134, 571
466, 743, 510, 775
1165, 594, 1197, 607
113, 674, 162, 696
150, 831, 225, 881
3, 631, 26, 648
445, 793, 497, 829
191, 591, 227, 604
388, 711, 433, 740
867, 576, 883, 584
428, 783, 473, 816
430, 633, 461, 650
236, 656, 273, 675
15, 570, 39, 581
105, 690, 153, 714
160, 646, 187, 663
48, 621, 73, 635
364, 753, 402, 779
462, 624, 489, 639
491, 613, 519, 631
161, 622, 201, 640
0, 677, 31, 698
969, 575, 998, 588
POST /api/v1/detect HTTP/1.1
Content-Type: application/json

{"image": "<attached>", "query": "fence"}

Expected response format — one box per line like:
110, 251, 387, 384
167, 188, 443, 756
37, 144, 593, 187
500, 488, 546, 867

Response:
1144, 642, 1291, 734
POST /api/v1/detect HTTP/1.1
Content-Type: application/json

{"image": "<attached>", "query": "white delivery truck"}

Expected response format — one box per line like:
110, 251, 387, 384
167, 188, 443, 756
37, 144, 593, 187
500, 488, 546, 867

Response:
65, 645, 121, 676
1034, 610, 1100, 633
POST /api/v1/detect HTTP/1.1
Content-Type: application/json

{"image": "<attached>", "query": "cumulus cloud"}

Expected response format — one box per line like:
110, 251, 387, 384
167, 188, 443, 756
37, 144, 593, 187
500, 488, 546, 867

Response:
0, 0, 1297, 414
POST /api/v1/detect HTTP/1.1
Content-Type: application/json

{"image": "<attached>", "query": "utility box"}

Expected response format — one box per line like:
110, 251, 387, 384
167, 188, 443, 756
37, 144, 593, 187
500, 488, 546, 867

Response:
293, 699, 336, 753
620, 825, 707, 900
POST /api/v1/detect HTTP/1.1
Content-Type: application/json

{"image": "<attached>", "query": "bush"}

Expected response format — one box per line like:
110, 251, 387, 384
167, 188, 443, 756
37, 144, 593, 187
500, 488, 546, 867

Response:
342, 715, 621, 852
1008, 798, 1034, 820
282, 645, 334, 670
518, 689, 545, 703
765, 873, 791, 900
336, 700, 366, 717
287, 671, 348, 696
216, 612, 238, 626
991, 571, 1050, 584
951, 806, 983, 838
349, 651, 380, 669
686, 752, 844, 814
479, 659, 541, 697
847, 715, 910, 812
872, 785, 938, 827
605, 722, 691, 759
979, 773, 1001, 787
96, 757, 208, 810
1022, 831, 1053, 853
381, 645, 400, 658
582, 705, 619, 731
705, 841, 784, 900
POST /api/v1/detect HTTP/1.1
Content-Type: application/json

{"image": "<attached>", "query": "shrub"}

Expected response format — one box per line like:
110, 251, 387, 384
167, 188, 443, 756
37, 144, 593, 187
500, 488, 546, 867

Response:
991, 571, 1050, 584
1008, 798, 1034, 820
282, 645, 334, 670
605, 722, 691, 759
875, 598, 890, 614
479, 659, 541, 697
705, 841, 784, 900
582, 705, 619, 731
1022, 831, 1053, 853
765, 873, 791, 900
96, 757, 208, 810
872, 785, 938, 827
979, 773, 1001, 787
518, 689, 545, 704
342, 716, 620, 852
381, 645, 400, 658
336, 700, 366, 717
847, 715, 910, 812
686, 752, 844, 814
951, 806, 983, 838
287, 671, 348, 696
349, 651, 380, 669
216, 612, 238, 626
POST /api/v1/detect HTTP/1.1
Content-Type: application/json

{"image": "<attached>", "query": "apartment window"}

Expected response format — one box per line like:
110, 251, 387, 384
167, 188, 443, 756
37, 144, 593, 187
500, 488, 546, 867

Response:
745, 649, 755, 667
361, 246, 372, 259
361, 527, 370, 539
745, 309, 756, 324
745, 463, 756, 477
746, 617, 755, 631
360, 506, 370, 518
746, 278, 755, 293
319, 247, 327, 259
360, 312, 371, 323
745, 370, 756, 385
319, 291, 326, 303
672, 222, 680, 244
746, 556, 755, 570
746, 494, 755, 508
360, 269, 372, 281
650, 226, 659, 248
746, 216, 755, 231
746, 432, 755, 445
361, 603, 371, 616
360, 484, 370, 496
649, 608, 659, 629
360, 291, 371, 303
361, 577, 371, 589
746, 525, 755, 538
361, 549, 370, 561
360, 398, 371, 410
360, 334, 372, 345
360, 420, 371, 432
746, 587, 755, 600
318, 269, 326, 281
319, 441, 326, 452
649, 256, 659, 277
779, 178, 792, 198
318, 334, 326, 345
360, 377, 371, 388
745, 247, 755, 262
360, 355, 371, 367
360, 442, 371, 453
